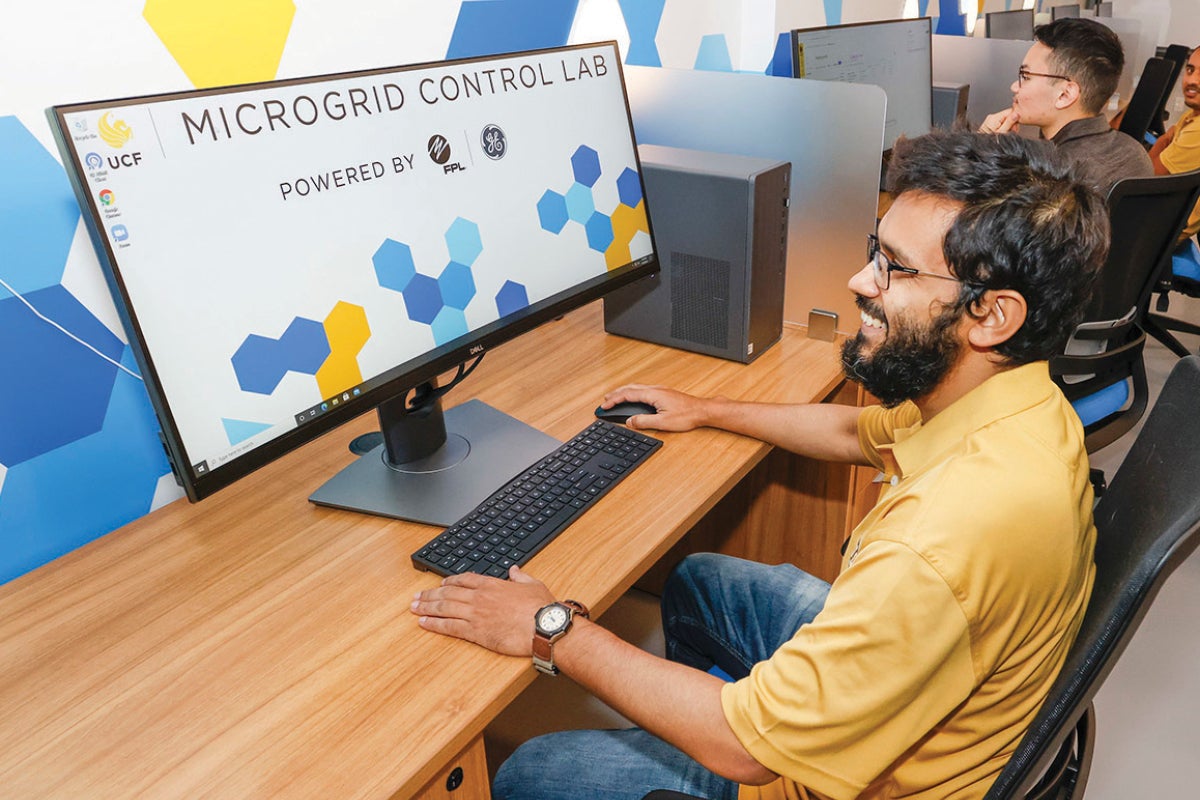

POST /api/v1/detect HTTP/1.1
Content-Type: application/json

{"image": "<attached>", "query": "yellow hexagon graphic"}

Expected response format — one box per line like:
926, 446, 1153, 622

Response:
143, 0, 296, 89
316, 301, 371, 399
605, 200, 650, 270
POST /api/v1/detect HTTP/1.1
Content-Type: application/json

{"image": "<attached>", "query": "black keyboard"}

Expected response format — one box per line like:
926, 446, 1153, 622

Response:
412, 420, 663, 577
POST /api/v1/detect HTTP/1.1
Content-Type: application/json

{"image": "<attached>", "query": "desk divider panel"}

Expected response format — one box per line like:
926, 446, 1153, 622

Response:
624, 66, 885, 333
932, 34, 1031, 128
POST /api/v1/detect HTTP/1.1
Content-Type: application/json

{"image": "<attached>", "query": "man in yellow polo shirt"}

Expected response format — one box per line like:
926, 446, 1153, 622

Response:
411, 130, 1107, 800
1149, 46, 1200, 244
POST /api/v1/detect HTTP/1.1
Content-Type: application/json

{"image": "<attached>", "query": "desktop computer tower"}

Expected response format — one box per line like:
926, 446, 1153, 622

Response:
603, 144, 789, 363
932, 81, 970, 130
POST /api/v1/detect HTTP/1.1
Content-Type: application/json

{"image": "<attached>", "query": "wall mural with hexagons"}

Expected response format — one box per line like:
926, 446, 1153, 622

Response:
1, 1, 872, 584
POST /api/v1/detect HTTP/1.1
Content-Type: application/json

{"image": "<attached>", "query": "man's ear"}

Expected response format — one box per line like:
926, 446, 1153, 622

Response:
1054, 79, 1082, 110
968, 290, 1027, 349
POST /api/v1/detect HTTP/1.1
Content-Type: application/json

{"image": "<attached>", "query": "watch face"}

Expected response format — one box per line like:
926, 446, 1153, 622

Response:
537, 605, 569, 634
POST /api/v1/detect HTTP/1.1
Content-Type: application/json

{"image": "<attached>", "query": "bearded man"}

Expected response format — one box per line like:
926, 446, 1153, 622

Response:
411, 130, 1109, 800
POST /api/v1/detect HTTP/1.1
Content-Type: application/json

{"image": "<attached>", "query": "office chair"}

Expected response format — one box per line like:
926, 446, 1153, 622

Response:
1050, 171, 1200, 463
642, 355, 1200, 800
1116, 58, 1175, 146
1147, 45, 1190, 139
984, 354, 1200, 799
1145, 237, 1200, 357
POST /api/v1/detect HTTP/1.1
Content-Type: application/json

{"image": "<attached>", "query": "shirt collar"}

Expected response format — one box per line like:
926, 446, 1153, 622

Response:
1051, 114, 1110, 144
881, 362, 1058, 481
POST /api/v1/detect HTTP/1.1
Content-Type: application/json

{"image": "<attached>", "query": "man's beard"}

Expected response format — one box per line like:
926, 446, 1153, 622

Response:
840, 296, 964, 408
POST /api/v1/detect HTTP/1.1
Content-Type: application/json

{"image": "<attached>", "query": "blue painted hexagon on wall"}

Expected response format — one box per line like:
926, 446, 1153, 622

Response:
537, 190, 569, 233
495, 280, 530, 317
0, 347, 170, 585
571, 145, 602, 188
403, 273, 444, 325
565, 182, 596, 224
0, 285, 124, 466
616, 167, 643, 208
374, 238, 418, 292
444, 217, 482, 266
439, 262, 476, 311
0, 116, 80, 297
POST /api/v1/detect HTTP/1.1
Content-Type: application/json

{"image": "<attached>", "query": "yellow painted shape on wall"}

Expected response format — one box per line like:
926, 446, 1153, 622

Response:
143, 0, 297, 89
316, 301, 371, 399
605, 200, 650, 270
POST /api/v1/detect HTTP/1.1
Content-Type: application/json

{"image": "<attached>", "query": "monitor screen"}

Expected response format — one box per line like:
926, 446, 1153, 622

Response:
985, 9, 1036, 40
49, 42, 657, 522
1051, 4, 1082, 20
790, 18, 933, 151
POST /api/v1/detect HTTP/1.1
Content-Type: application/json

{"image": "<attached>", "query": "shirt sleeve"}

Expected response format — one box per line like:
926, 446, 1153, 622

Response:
856, 402, 921, 471
1161, 114, 1200, 175
721, 540, 976, 800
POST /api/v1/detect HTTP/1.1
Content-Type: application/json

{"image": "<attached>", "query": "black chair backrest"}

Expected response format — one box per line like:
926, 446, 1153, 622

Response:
1148, 45, 1191, 136
1089, 170, 1200, 325
1118, 58, 1177, 144
985, 355, 1200, 799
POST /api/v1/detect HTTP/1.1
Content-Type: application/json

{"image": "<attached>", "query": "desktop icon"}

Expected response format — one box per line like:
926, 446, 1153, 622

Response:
321, 402, 329, 411
99, 112, 133, 148
342, 392, 350, 401
98, 189, 115, 206
111, 224, 129, 242
331, 397, 339, 406
85, 152, 104, 171
353, 388, 361, 396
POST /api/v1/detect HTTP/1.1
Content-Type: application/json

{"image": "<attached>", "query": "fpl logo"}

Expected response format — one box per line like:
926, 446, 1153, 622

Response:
98, 112, 133, 148
427, 133, 467, 175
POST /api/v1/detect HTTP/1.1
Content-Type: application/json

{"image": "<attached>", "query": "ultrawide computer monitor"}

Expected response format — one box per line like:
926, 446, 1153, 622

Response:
790, 17, 933, 151
985, 9, 1036, 40
49, 42, 657, 525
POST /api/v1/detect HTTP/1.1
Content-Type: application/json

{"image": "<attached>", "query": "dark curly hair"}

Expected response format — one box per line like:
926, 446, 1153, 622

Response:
1035, 17, 1124, 115
886, 130, 1109, 366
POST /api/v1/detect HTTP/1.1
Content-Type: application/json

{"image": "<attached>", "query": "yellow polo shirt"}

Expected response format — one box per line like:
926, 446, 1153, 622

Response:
1160, 109, 1200, 241
721, 362, 1096, 800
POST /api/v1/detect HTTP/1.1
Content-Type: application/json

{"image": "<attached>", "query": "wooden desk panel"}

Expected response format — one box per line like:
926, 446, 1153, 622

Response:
0, 303, 845, 799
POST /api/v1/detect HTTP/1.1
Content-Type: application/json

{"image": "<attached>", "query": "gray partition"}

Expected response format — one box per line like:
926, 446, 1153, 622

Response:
624, 67, 885, 331
1095, 16, 1144, 105
933, 34, 1029, 127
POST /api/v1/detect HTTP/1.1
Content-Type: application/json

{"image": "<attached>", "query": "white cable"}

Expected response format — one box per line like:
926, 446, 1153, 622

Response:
0, 275, 143, 381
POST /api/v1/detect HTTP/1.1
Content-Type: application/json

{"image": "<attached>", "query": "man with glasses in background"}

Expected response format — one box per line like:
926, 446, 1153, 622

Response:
980, 16, 1151, 195
412, 130, 1108, 800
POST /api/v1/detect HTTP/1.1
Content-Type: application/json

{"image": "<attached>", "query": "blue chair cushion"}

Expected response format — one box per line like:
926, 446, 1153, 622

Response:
1173, 239, 1200, 282
1072, 380, 1131, 428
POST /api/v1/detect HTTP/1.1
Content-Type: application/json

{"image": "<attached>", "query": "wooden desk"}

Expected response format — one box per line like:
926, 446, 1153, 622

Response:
0, 302, 850, 799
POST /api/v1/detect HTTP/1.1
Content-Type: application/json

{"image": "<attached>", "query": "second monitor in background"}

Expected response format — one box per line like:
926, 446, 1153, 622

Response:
986, 8, 1035, 40
790, 17, 933, 153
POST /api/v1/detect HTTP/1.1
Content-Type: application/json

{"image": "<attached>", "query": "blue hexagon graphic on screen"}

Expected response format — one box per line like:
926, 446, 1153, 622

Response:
373, 216, 522, 344
537, 144, 650, 271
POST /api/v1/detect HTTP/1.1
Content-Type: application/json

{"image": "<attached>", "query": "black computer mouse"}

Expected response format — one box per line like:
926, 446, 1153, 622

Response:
594, 401, 658, 424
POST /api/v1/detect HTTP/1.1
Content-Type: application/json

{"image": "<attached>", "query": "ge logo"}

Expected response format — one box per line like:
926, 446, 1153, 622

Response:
427, 134, 451, 165
481, 124, 507, 160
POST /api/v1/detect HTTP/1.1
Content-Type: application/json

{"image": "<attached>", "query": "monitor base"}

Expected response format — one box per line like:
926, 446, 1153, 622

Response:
309, 400, 561, 526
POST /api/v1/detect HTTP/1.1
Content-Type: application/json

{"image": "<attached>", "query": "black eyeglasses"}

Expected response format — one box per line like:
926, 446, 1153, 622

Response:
868, 234, 964, 291
1017, 67, 1071, 85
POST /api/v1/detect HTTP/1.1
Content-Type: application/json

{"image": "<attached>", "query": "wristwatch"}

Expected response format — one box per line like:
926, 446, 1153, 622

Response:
532, 599, 589, 676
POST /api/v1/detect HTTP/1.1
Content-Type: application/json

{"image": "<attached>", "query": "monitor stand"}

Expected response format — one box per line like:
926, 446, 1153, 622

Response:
309, 382, 561, 526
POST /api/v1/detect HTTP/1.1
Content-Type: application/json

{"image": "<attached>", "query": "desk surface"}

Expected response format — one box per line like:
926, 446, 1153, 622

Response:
0, 302, 844, 799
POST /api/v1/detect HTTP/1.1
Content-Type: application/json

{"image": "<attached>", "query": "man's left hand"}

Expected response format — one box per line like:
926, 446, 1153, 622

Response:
411, 566, 555, 655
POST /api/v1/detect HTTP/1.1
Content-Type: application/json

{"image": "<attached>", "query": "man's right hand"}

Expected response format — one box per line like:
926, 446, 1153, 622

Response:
980, 108, 1020, 135
598, 385, 717, 432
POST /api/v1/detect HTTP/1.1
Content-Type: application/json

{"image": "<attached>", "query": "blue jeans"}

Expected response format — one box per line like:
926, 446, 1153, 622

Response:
492, 553, 831, 800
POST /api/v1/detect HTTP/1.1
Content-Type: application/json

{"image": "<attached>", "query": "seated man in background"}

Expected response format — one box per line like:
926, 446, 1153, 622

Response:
980, 16, 1152, 195
411, 131, 1108, 800
1149, 46, 1200, 245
